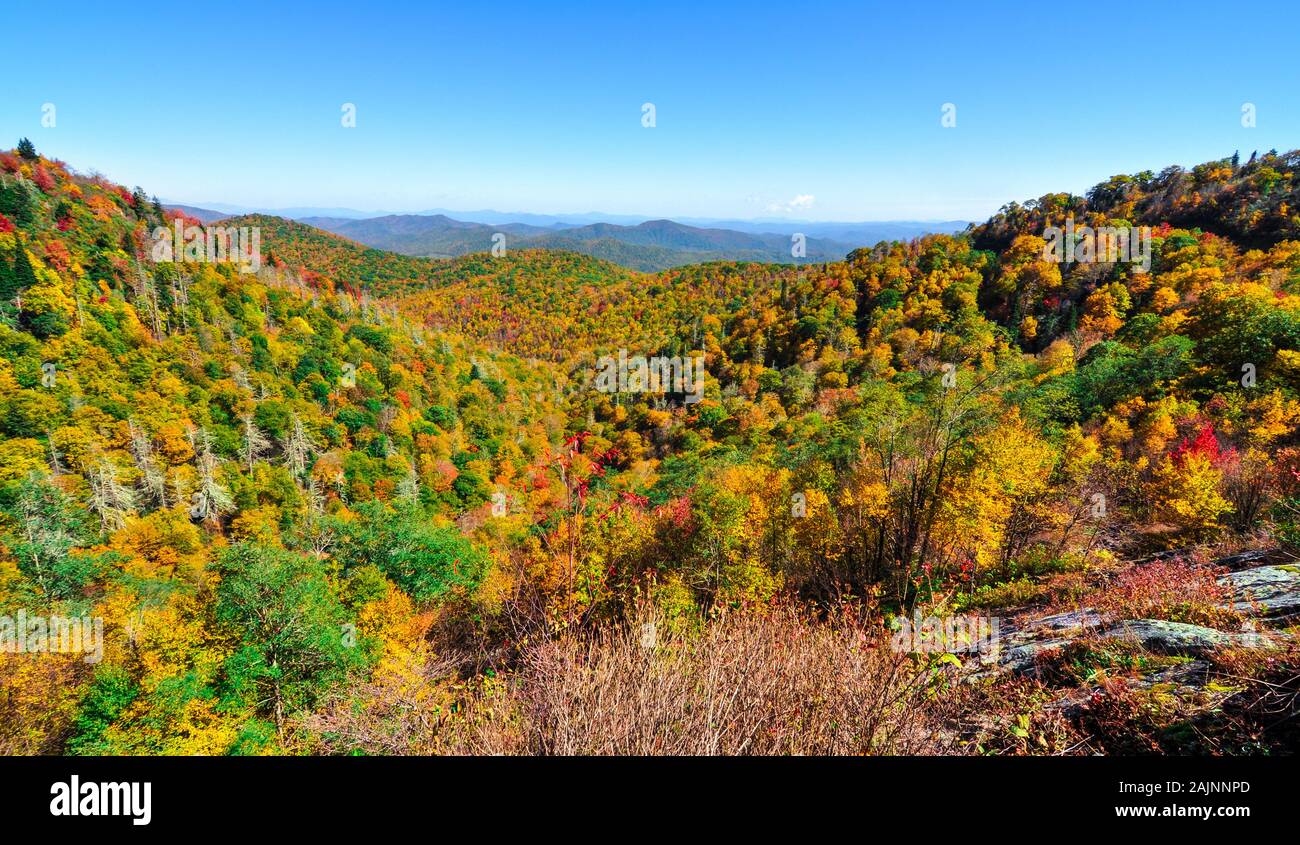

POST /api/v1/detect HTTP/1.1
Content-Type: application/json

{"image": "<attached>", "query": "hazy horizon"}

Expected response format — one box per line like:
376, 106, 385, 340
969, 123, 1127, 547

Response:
160, 197, 972, 227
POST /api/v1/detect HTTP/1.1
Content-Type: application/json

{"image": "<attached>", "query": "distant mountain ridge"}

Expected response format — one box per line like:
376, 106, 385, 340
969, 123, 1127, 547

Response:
165, 198, 967, 230
286, 213, 915, 272
165, 200, 967, 272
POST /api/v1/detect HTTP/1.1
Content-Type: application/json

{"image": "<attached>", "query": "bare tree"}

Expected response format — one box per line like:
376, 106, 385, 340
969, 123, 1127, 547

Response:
396, 466, 420, 504
239, 413, 272, 474
88, 460, 137, 531
280, 413, 319, 480
128, 419, 168, 509
191, 428, 234, 525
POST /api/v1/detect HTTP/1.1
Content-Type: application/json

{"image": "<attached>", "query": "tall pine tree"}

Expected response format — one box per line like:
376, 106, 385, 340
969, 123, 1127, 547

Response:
11, 232, 37, 294
0, 238, 14, 302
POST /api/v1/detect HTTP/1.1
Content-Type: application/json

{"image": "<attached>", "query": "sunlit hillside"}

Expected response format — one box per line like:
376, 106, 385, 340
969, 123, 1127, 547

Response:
2, 139, 1299, 755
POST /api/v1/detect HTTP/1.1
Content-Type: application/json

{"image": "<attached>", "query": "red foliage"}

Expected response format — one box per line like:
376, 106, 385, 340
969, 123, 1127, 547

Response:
1085, 558, 1237, 628
563, 431, 591, 450
621, 491, 650, 509
163, 208, 202, 228
1275, 448, 1300, 495
0, 153, 18, 173
1203, 394, 1229, 415
32, 165, 55, 193
1170, 422, 1234, 467
0, 213, 13, 234
43, 240, 72, 272
655, 495, 695, 532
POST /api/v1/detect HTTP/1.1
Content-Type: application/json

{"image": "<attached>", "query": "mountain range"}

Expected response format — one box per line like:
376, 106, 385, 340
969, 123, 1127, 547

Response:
168, 201, 967, 272
298, 215, 861, 271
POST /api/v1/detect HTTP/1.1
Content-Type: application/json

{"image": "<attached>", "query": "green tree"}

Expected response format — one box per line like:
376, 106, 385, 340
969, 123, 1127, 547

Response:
2, 474, 101, 601
0, 240, 15, 302
214, 543, 367, 734
66, 666, 140, 755
12, 232, 37, 292
327, 501, 489, 602
0, 175, 36, 226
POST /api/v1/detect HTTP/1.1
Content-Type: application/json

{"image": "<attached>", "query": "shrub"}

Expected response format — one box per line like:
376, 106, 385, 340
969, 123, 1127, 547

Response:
305, 605, 951, 756
1083, 558, 1238, 629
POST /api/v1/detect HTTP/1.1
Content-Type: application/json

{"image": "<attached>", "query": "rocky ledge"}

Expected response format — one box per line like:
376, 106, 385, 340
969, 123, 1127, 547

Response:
986, 550, 1297, 678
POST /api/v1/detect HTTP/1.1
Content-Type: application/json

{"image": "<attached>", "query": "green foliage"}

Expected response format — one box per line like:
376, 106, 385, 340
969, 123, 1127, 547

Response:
67, 666, 140, 755
214, 543, 369, 723
2, 475, 100, 602
327, 501, 489, 602
1072, 336, 1195, 419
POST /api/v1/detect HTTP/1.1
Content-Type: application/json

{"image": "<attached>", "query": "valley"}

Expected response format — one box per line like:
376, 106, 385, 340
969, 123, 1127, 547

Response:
1, 139, 1298, 755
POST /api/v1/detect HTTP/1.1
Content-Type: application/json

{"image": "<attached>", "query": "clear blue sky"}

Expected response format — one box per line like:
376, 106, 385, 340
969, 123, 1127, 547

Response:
3, 0, 1297, 221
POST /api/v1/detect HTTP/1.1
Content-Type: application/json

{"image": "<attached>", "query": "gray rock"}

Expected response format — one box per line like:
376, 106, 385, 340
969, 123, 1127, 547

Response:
1135, 659, 1212, 692
1212, 548, 1285, 571
982, 551, 1297, 678
1101, 619, 1271, 654
1017, 608, 1102, 635
998, 638, 1073, 674
1220, 564, 1300, 617
1043, 661, 1216, 718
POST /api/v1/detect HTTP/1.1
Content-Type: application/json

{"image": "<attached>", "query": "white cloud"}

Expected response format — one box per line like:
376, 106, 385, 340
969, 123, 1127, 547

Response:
764, 194, 815, 215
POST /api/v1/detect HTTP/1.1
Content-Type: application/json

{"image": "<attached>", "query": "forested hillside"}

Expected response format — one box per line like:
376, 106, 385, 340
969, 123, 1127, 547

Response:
2, 140, 1299, 754
300, 212, 857, 271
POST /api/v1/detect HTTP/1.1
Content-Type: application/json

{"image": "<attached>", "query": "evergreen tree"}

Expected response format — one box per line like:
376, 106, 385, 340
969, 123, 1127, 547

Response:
0, 174, 35, 225
214, 543, 364, 732
16, 137, 36, 160
12, 232, 38, 292
0, 238, 15, 302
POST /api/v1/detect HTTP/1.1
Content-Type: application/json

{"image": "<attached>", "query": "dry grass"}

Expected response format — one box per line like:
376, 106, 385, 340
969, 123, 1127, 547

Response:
506, 606, 948, 755
1206, 640, 1300, 752
304, 604, 954, 756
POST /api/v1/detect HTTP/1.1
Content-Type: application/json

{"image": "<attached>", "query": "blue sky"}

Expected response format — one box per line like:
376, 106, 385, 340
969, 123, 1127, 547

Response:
3, 0, 1297, 221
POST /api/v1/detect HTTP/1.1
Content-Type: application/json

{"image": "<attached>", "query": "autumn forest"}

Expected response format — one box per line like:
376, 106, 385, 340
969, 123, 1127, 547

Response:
2, 137, 1300, 757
